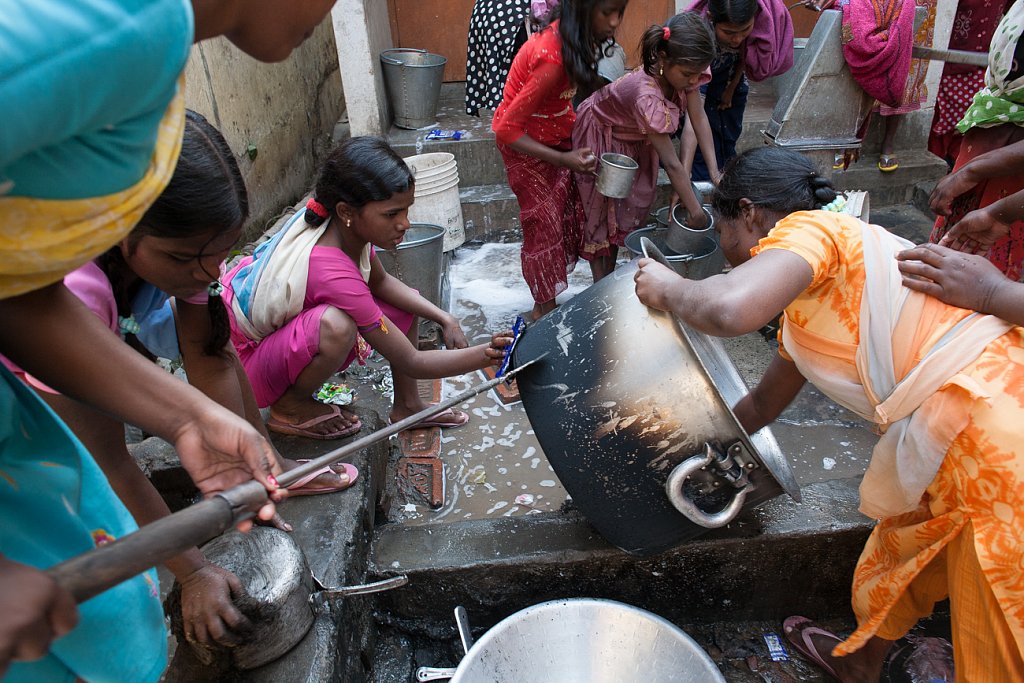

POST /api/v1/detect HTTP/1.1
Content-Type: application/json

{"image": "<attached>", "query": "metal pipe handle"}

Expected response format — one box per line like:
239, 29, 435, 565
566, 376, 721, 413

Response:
665, 445, 751, 529
47, 480, 268, 603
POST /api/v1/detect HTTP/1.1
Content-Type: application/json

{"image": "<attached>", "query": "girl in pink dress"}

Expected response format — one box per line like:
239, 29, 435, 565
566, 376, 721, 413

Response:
573, 11, 719, 281
224, 137, 512, 439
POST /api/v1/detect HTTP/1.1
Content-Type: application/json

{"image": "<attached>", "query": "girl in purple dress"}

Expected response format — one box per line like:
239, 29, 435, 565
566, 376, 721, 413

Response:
573, 11, 718, 281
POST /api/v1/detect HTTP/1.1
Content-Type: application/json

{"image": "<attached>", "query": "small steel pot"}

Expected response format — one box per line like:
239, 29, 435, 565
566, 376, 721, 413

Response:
595, 153, 639, 199
665, 204, 715, 254
624, 228, 721, 280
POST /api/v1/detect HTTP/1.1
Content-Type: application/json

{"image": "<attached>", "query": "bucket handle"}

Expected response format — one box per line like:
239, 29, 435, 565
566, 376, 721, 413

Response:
665, 443, 753, 528
381, 48, 426, 65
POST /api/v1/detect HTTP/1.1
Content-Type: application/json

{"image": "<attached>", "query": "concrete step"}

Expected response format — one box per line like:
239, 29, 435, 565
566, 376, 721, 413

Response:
832, 149, 949, 207
387, 81, 946, 240
367, 478, 871, 631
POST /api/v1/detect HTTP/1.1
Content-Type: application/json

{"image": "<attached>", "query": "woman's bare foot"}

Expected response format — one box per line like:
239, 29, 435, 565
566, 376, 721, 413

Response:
531, 299, 557, 321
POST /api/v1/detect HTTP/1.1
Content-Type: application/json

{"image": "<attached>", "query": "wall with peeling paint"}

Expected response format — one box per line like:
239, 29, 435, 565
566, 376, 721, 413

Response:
183, 20, 344, 242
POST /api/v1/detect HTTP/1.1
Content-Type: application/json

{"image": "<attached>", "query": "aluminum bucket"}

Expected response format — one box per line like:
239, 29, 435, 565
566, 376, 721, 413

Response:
665, 204, 715, 254
595, 152, 638, 199
625, 227, 722, 280
451, 599, 725, 682
380, 49, 447, 129
376, 224, 446, 309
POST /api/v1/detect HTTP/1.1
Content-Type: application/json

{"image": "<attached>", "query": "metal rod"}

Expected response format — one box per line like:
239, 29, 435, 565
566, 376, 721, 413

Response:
912, 46, 988, 67
275, 356, 543, 488
44, 356, 544, 602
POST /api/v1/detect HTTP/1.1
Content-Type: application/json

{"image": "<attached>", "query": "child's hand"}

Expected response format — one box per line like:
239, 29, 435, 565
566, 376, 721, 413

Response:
440, 315, 469, 349
483, 330, 515, 365
562, 147, 598, 174
179, 563, 252, 647
718, 87, 736, 110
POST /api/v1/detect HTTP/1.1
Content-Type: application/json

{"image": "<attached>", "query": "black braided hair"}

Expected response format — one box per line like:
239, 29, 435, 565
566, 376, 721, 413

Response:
710, 147, 837, 219
303, 136, 414, 227
127, 109, 248, 357
640, 11, 716, 76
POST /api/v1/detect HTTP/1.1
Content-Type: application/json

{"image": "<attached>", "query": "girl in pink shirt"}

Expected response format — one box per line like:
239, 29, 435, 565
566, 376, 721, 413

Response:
225, 137, 511, 438
573, 11, 719, 281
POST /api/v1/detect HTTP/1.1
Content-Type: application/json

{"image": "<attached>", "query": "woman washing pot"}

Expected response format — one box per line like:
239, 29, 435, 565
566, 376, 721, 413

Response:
634, 146, 1024, 681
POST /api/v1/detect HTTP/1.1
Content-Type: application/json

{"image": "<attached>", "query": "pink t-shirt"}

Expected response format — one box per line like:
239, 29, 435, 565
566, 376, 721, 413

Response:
305, 245, 387, 332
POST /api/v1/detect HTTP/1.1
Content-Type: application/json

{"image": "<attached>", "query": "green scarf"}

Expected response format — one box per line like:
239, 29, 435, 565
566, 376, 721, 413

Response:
958, 0, 1024, 132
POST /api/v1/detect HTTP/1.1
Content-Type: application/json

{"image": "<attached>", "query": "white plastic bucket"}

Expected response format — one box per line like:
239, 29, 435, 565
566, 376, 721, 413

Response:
405, 153, 466, 251
414, 171, 460, 194
404, 153, 457, 181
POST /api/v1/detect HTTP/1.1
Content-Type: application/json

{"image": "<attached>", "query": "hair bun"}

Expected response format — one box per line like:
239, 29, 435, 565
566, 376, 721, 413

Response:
809, 173, 837, 207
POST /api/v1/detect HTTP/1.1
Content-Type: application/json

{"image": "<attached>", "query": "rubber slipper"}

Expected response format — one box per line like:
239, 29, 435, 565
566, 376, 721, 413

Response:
783, 616, 842, 680
286, 463, 359, 496
878, 154, 899, 173
266, 404, 361, 440
393, 407, 470, 431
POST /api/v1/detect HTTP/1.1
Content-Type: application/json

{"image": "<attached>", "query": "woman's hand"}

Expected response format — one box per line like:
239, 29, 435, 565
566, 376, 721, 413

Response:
634, 258, 684, 312
0, 557, 78, 678
896, 243, 1007, 312
483, 330, 515, 366
178, 563, 252, 647
561, 147, 598, 174
938, 206, 1011, 253
929, 169, 979, 216
440, 315, 470, 350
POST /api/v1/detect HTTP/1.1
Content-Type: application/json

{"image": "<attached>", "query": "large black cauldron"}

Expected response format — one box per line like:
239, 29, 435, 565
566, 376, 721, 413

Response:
510, 259, 800, 556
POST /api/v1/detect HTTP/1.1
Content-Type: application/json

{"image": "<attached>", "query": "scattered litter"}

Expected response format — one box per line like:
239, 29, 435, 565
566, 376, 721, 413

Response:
822, 456, 837, 470
314, 382, 354, 405
425, 129, 464, 141
763, 633, 789, 661
374, 371, 394, 400
538, 480, 557, 487
514, 493, 535, 506
468, 469, 487, 485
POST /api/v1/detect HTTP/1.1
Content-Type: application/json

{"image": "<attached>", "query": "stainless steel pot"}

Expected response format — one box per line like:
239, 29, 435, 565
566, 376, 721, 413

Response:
510, 258, 800, 556
450, 599, 725, 682
624, 228, 721, 280
595, 153, 639, 198
666, 204, 715, 254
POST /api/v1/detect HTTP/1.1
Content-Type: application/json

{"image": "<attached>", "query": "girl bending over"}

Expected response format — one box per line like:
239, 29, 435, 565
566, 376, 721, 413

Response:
574, 11, 718, 281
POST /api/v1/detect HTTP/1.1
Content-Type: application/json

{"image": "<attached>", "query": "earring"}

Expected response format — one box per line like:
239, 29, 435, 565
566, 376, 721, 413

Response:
346, 219, 352, 228
659, 64, 664, 77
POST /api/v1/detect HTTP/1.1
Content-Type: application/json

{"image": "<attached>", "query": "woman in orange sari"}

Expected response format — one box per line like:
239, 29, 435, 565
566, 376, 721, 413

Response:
634, 146, 1024, 682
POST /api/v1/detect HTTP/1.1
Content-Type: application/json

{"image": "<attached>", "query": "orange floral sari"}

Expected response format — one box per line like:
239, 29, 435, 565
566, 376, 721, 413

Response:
755, 211, 1024, 679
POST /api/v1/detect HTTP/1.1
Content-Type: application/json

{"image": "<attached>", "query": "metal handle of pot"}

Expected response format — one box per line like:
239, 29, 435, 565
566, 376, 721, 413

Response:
381, 48, 426, 65
416, 667, 457, 682
665, 444, 752, 528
